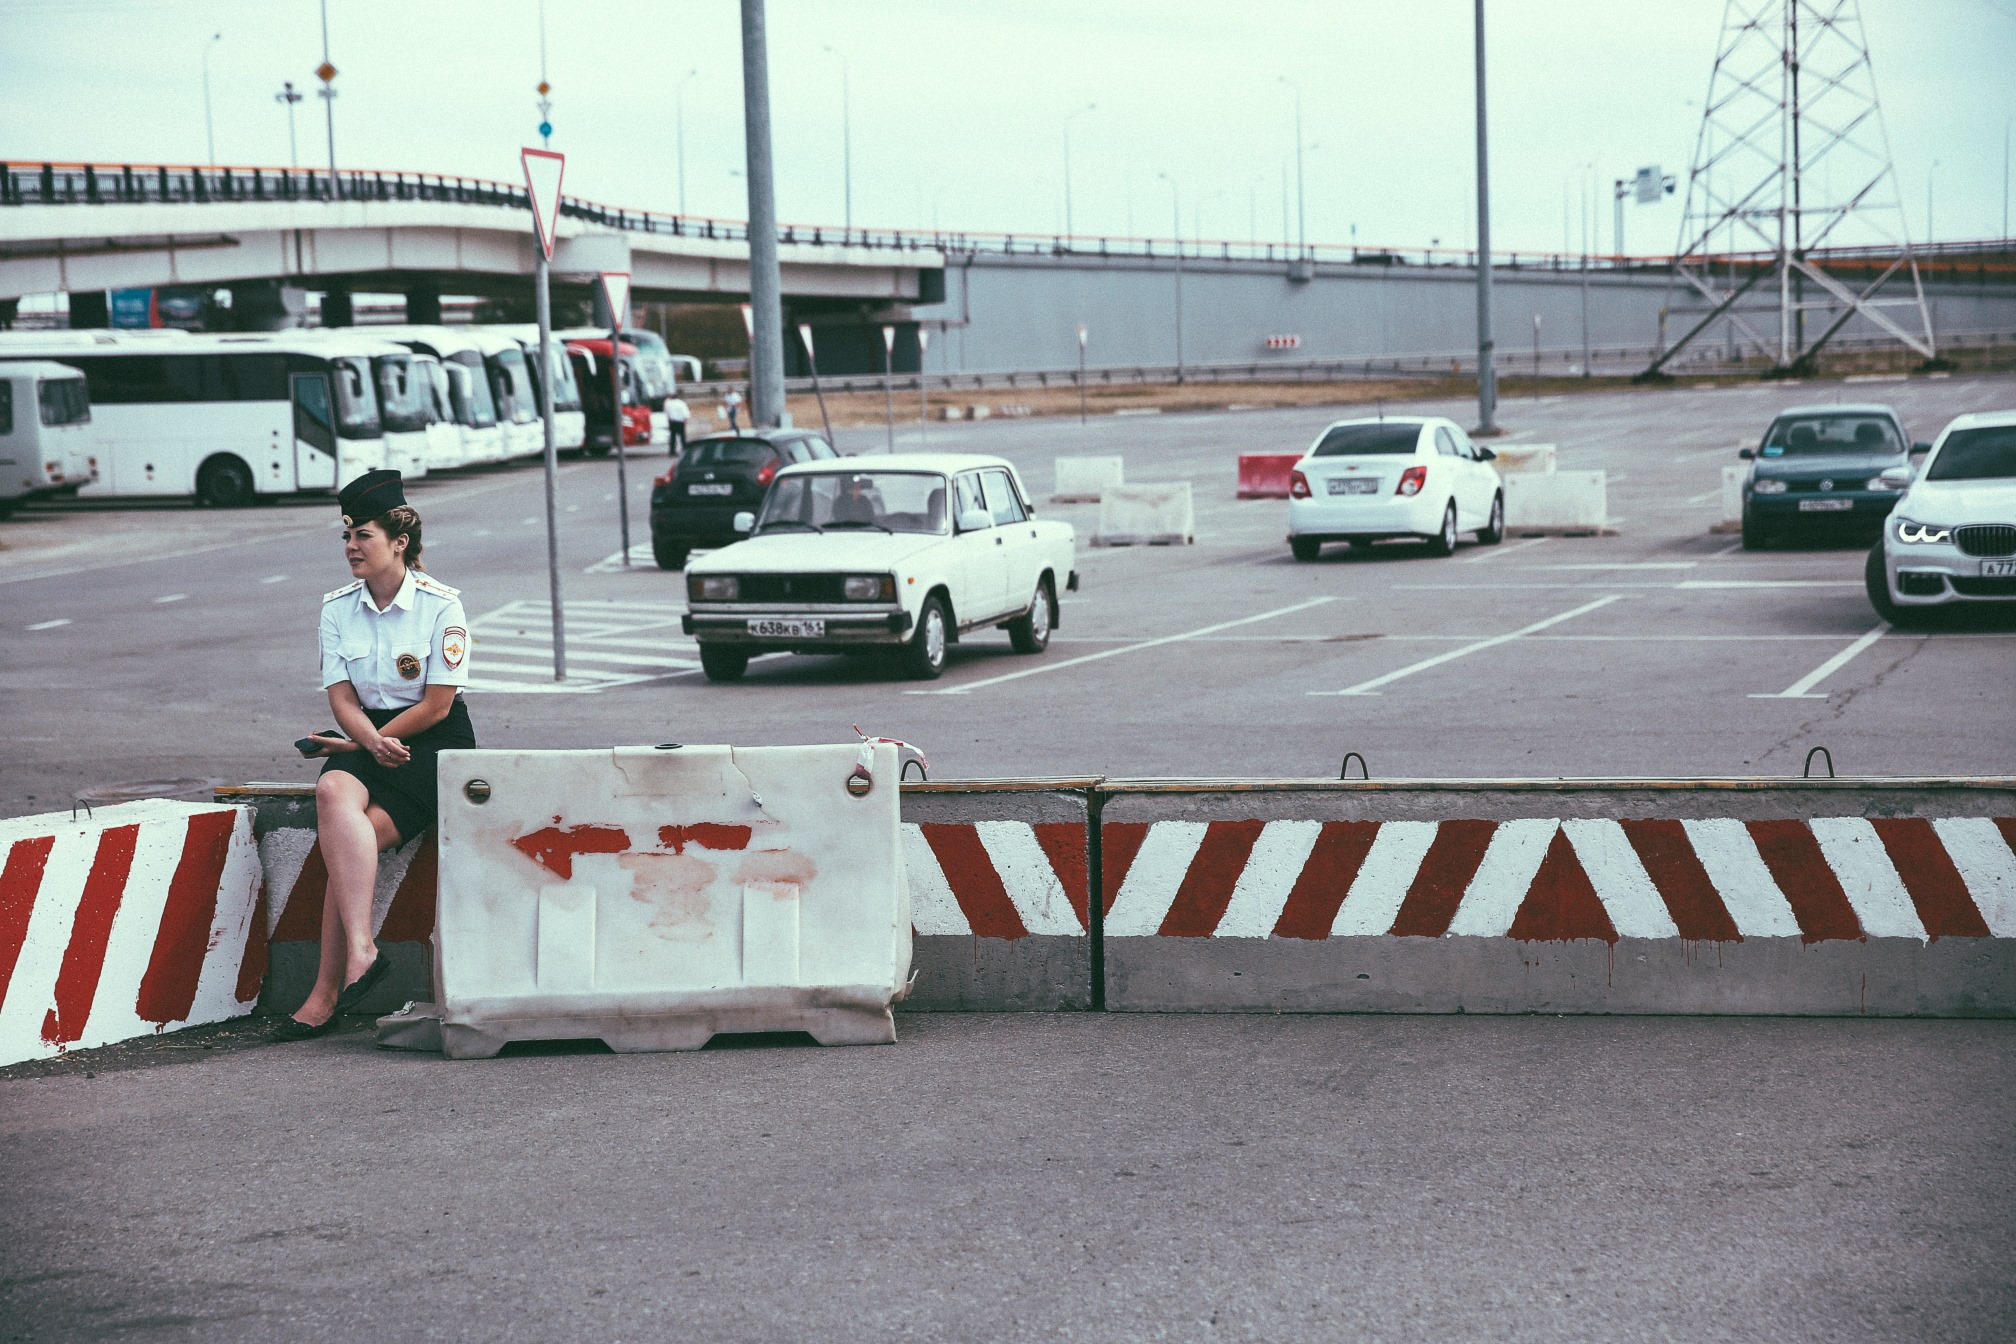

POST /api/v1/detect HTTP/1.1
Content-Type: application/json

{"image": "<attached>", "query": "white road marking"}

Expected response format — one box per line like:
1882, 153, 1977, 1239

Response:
1330, 822, 1439, 936
1560, 820, 1682, 938
1310, 595, 1624, 696
26, 618, 70, 631
1103, 822, 1205, 935
1707, 541, 1743, 557
153, 593, 186, 604
1519, 563, 1697, 571
259, 574, 289, 584
1393, 581, 1861, 591
1446, 819, 1559, 936
1931, 819, 2016, 935
1683, 579, 1863, 590
1679, 819, 1802, 937
912, 596, 1336, 695
1463, 537, 1549, 564
1683, 489, 1723, 504
585, 544, 658, 574
1213, 821, 1324, 937
1808, 818, 1927, 940
520, 516, 538, 526
1749, 621, 1889, 698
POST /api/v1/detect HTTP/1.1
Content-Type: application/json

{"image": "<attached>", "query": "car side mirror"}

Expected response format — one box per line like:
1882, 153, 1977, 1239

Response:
1738, 448, 1755, 460
1476, 447, 1496, 461
732, 511, 754, 534
956, 508, 992, 533
1911, 442, 1931, 459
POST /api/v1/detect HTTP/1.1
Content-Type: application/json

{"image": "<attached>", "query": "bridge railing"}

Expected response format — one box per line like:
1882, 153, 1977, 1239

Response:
5, 160, 2011, 281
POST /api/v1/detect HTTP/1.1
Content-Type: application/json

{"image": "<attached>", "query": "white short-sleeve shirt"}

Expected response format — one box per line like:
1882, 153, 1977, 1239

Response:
319, 569, 469, 709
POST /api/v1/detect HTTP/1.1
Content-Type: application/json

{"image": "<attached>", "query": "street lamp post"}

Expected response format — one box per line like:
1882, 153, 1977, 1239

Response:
1157, 172, 1183, 382
1927, 159, 1939, 246
274, 81, 302, 167
1278, 76, 1306, 257
1472, 0, 1497, 433
201, 32, 221, 163
316, 0, 338, 190
1062, 101, 1096, 239
676, 67, 699, 215
821, 45, 851, 233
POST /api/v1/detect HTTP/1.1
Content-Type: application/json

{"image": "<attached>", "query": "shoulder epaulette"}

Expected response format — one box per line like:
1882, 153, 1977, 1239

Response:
322, 579, 364, 603
413, 574, 461, 599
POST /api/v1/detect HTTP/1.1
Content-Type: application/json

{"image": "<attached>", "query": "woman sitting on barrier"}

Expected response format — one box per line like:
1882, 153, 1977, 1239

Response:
275, 470, 475, 1041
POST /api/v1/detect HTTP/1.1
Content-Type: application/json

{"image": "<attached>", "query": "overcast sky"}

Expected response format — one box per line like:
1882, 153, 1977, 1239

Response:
4, 0, 2013, 256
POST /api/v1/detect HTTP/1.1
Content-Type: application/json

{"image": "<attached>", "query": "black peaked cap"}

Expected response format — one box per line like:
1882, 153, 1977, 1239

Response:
339, 470, 406, 523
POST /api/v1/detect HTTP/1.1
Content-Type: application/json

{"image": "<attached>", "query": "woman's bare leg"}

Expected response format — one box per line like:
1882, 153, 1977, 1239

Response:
312, 772, 402, 1008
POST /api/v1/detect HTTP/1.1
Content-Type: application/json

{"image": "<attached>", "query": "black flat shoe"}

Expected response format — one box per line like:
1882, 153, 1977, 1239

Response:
270, 1013, 335, 1042
332, 952, 391, 1017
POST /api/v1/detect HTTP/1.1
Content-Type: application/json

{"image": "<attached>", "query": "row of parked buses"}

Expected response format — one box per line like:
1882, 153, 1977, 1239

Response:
0, 323, 683, 511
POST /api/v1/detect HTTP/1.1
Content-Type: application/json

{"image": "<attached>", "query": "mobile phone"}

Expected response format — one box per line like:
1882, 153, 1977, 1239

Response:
295, 730, 344, 758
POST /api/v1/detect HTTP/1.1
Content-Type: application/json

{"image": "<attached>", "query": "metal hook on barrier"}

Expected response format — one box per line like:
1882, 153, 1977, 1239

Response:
1339, 752, 1369, 781
1802, 746, 1835, 779
902, 759, 929, 783
71, 798, 93, 820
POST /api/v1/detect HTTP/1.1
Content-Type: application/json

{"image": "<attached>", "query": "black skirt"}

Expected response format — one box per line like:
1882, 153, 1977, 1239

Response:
319, 699, 475, 845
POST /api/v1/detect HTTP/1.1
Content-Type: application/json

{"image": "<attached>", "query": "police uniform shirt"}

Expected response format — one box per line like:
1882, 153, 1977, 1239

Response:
319, 569, 470, 708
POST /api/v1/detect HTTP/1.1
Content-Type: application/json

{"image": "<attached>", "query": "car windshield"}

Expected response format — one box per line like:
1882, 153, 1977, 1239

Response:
1760, 415, 1901, 456
758, 471, 949, 535
1312, 423, 1421, 456
685, 437, 777, 470
1925, 426, 2016, 481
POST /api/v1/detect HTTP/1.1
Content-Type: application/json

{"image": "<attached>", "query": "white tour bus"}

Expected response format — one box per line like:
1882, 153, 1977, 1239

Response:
227, 331, 440, 479
0, 331, 386, 505
464, 329, 544, 460
0, 361, 95, 517
560, 325, 675, 442
488, 325, 587, 452
365, 326, 509, 467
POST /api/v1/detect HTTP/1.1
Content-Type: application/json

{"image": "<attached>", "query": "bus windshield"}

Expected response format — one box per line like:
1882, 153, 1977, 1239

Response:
491, 348, 537, 424
331, 357, 382, 439
373, 355, 433, 433
447, 351, 498, 426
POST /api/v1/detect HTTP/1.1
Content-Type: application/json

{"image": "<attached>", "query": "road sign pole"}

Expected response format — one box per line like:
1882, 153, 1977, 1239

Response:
797, 323, 835, 448
535, 250, 566, 680
917, 326, 930, 442
598, 271, 634, 566
881, 324, 895, 452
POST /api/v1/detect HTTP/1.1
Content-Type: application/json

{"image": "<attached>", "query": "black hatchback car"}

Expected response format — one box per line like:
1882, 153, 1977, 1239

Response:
1738, 404, 1925, 549
649, 429, 839, 569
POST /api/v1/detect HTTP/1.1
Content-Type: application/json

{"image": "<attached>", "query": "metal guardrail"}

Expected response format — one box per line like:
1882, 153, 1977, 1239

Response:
8, 159, 2013, 278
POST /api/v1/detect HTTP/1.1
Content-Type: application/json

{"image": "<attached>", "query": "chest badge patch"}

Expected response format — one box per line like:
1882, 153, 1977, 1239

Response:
441, 627, 467, 670
396, 652, 423, 680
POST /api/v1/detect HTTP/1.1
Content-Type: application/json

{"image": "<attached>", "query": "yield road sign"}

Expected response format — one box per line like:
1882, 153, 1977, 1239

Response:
521, 148, 566, 261
599, 272, 632, 328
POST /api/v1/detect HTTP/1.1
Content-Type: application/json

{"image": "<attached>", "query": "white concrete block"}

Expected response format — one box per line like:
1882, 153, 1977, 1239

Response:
1721, 464, 1748, 525
1094, 481, 1195, 546
1504, 470, 1609, 531
1490, 443, 1557, 475
1053, 455, 1125, 503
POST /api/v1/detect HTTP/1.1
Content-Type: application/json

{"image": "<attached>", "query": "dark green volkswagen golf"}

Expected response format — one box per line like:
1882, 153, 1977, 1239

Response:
1738, 404, 1925, 550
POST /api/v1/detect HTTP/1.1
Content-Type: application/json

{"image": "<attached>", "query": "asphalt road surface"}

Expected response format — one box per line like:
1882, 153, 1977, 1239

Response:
3, 372, 2012, 815
3, 1014, 2012, 1343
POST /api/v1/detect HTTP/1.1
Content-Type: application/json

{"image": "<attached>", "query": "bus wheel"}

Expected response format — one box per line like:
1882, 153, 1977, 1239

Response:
196, 456, 255, 508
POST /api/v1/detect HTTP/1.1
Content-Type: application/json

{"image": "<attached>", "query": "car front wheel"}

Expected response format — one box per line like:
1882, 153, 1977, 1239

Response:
1425, 502, 1458, 556
1007, 578, 1054, 653
698, 645, 748, 682
901, 595, 950, 679
653, 540, 688, 571
1863, 544, 1912, 625
1741, 509, 1769, 551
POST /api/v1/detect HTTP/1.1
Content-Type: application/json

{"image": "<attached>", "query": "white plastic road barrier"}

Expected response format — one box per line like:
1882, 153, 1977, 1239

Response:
1721, 464, 1747, 526
1094, 481, 1195, 546
0, 800, 262, 1067
1052, 455, 1124, 503
1490, 443, 1557, 475
1503, 470, 1609, 532
429, 744, 910, 1057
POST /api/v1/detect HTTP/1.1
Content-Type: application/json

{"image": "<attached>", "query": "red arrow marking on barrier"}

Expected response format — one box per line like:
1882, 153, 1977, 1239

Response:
511, 824, 630, 880
657, 824, 753, 854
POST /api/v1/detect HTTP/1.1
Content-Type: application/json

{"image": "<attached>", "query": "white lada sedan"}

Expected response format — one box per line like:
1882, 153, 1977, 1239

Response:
1866, 409, 2016, 623
1286, 415, 1505, 560
682, 453, 1078, 681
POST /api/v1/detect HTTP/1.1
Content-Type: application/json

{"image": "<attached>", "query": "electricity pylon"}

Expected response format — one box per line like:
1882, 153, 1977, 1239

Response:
1643, 0, 1935, 379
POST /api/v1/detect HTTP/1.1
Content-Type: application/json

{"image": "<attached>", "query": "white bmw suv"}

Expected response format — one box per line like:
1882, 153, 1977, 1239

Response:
1866, 409, 2016, 623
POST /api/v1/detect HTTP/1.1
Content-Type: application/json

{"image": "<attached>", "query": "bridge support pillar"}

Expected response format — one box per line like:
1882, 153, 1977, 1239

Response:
67, 291, 109, 328
406, 282, 441, 325
321, 285, 353, 328
0, 298, 17, 330
226, 281, 308, 330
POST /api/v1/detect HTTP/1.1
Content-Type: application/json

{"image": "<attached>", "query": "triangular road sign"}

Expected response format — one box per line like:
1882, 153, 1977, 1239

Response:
797, 322, 815, 360
598, 272, 631, 330
520, 148, 566, 261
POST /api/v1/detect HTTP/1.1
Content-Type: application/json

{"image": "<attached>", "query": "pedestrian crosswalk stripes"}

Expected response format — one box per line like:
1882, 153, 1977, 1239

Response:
464, 598, 702, 694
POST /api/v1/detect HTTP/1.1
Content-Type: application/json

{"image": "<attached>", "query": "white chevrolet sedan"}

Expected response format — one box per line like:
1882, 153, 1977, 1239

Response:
1866, 409, 2016, 623
682, 453, 1078, 681
1286, 416, 1505, 560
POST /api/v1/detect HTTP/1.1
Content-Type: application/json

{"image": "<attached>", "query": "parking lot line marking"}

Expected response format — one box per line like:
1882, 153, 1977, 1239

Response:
1683, 489, 1723, 504
1463, 537, 1548, 563
1309, 595, 1624, 697
1681, 579, 1863, 589
472, 643, 698, 670
1707, 541, 1743, 557
1520, 563, 1698, 571
1748, 621, 1889, 699
153, 593, 186, 604
26, 619, 70, 631
911, 596, 1337, 695
259, 574, 289, 584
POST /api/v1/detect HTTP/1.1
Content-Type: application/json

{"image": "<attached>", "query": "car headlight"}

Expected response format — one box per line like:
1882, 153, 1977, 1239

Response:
1866, 475, 1905, 491
843, 574, 895, 601
689, 575, 740, 600
1894, 518, 1952, 545
1751, 478, 1788, 494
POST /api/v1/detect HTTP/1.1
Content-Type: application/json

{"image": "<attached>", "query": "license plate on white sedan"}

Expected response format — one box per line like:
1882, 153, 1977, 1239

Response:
1982, 559, 2016, 578
748, 618, 823, 638
688, 482, 734, 496
1798, 498, 1853, 512
1327, 478, 1380, 495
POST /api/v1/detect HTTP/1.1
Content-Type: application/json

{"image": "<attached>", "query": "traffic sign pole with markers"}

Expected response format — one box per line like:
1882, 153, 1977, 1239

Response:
600, 271, 634, 566
797, 322, 835, 448
881, 324, 896, 452
522, 146, 568, 680
917, 327, 930, 442
1077, 324, 1089, 424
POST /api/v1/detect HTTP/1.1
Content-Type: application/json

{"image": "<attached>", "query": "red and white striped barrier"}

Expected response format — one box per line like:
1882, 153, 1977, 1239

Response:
905, 822, 1089, 937
0, 801, 262, 1066
257, 827, 438, 949
1236, 453, 1302, 499
1101, 816, 2016, 942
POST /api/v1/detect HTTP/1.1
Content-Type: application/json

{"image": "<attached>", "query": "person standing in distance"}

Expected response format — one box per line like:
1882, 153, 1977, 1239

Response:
723, 385, 743, 431
276, 470, 476, 1040
665, 389, 690, 457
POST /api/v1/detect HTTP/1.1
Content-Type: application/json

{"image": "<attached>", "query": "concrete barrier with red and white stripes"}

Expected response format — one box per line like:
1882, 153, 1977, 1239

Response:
0, 800, 263, 1066
1098, 781, 2016, 1015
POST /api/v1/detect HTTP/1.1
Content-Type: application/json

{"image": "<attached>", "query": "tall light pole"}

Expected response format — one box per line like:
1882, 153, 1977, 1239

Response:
1927, 158, 1939, 246
1157, 172, 1183, 382
821, 44, 851, 232
1278, 75, 1306, 257
1062, 101, 1096, 238
2004, 120, 2010, 241
1472, 0, 1497, 433
274, 81, 302, 167
201, 32, 221, 163
675, 67, 699, 215
316, 0, 338, 188
742, 0, 786, 428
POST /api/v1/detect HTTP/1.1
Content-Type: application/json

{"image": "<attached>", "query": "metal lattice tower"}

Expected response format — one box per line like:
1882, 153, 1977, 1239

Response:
1645, 0, 1935, 378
